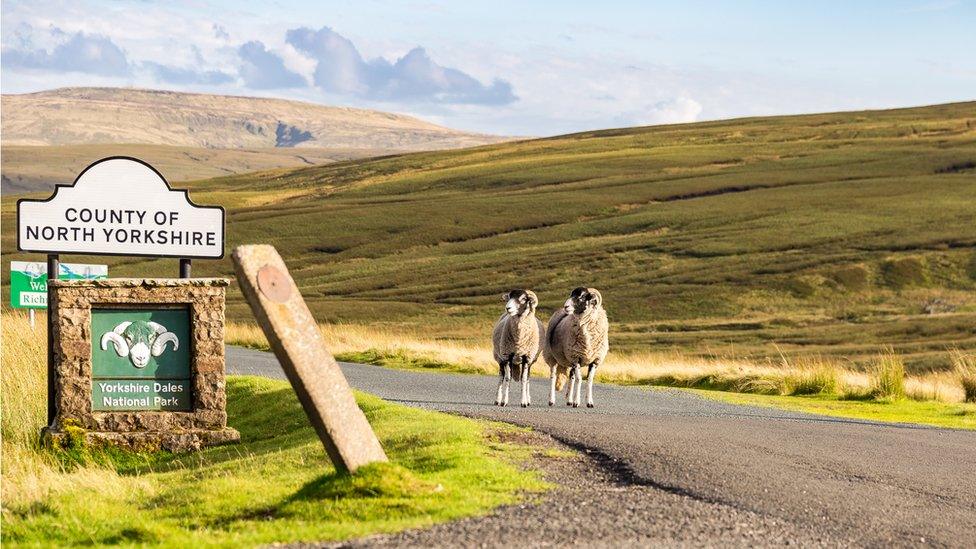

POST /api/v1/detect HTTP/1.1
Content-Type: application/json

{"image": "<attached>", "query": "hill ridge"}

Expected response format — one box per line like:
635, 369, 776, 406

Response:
0, 86, 508, 149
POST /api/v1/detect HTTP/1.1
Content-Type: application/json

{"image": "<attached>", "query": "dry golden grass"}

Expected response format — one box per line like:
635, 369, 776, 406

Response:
951, 349, 976, 402
225, 321, 966, 403
1, 310, 132, 508
868, 349, 907, 400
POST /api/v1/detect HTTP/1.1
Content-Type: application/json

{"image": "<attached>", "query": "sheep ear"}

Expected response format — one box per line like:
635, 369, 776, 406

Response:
501, 292, 510, 301
113, 321, 132, 335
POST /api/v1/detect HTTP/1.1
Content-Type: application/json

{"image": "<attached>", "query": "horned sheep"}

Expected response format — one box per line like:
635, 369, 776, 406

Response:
100, 320, 180, 368
492, 289, 545, 407
543, 287, 609, 407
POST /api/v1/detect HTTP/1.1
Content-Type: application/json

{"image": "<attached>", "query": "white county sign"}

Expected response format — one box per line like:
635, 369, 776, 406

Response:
17, 157, 224, 259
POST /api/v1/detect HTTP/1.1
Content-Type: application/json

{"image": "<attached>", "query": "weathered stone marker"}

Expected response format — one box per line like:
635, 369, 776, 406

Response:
232, 245, 388, 472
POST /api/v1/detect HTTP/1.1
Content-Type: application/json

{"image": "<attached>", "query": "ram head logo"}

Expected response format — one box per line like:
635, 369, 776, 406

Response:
100, 321, 179, 368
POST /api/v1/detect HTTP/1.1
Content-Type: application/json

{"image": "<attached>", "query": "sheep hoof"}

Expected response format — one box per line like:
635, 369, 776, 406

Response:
572, 402, 579, 408
566, 402, 572, 406
548, 401, 554, 407
587, 403, 595, 408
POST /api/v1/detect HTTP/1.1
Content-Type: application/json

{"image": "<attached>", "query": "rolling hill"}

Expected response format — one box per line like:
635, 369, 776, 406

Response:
1, 87, 505, 149
0, 87, 510, 193
0, 144, 386, 194
3, 102, 975, 369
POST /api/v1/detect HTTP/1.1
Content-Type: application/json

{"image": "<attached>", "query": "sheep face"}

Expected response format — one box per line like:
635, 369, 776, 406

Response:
501, 289, 538, 317
100, 320, 180, 368
564, 287, 603, 315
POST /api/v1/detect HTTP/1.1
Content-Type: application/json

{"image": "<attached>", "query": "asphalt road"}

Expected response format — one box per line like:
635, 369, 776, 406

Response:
227, 346, 976, 547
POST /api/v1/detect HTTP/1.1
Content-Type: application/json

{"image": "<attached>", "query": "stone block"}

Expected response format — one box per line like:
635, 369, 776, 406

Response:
47, 278, 238, 452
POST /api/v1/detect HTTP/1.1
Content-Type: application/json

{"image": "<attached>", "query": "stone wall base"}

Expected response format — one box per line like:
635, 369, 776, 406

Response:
43, 426, 240, 453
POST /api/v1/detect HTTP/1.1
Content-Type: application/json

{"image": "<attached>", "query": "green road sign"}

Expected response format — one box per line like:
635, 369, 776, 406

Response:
91, 308, 192, 411
9, 261, 107, 309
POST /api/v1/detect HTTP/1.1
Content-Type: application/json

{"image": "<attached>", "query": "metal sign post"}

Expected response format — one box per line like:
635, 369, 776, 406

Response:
46, 254, 59, 425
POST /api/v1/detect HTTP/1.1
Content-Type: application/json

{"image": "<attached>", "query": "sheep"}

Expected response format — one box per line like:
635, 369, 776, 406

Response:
100, 321, 179, 368
492, 289, 545, 407
543, 287, 609, 408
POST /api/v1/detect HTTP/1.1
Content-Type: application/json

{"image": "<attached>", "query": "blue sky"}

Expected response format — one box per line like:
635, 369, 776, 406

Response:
2, 0, 973, 135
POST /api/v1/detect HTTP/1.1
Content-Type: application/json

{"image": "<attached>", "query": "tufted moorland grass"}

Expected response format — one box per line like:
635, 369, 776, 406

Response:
4, 103, 974, 372
1, 311, 547, 547
952, 349, 976, 402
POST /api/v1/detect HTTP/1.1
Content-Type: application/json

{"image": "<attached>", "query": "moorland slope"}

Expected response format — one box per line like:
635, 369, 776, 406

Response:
4, 102, 975, 369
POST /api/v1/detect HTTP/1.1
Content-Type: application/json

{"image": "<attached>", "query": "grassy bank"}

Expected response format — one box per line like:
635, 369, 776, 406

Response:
691, 390, 976, 430
225, 320, 976, 429
1, 313, 547, 547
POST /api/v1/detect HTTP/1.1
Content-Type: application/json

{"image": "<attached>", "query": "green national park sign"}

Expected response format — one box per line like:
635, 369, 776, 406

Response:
91, 308, 192, 411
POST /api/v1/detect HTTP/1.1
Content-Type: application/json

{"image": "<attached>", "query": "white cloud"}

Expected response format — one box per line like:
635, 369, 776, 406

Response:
285, 26, 517, 105
639, 97, 703, 125
237, 41, 306, 89
3, 27, 131, 76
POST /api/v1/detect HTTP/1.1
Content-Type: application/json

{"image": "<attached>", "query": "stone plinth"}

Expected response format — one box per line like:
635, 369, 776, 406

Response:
43, 278, 240, 453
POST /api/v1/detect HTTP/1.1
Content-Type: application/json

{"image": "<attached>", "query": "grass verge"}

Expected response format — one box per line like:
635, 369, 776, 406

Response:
2, 313, 547, 547
688, 389, 976, 430
226, 320, 976, 429
226, 321, 970, 403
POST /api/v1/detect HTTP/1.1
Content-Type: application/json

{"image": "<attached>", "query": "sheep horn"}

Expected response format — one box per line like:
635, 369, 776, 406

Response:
152, 332, 179, 357
147, 321, 168, 334
100, 331, 130, 357
525, 290, 539, 308
587, 288, 603, 308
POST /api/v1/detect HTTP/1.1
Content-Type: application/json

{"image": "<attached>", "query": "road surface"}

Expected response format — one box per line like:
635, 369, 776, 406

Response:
227, 346, 976, 547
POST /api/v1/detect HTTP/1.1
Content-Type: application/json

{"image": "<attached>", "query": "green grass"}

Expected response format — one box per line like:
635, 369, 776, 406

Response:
336, 349, 490, 376
3, 102, 975, 370
1, 376, 547, 547
689, 389, 976, 430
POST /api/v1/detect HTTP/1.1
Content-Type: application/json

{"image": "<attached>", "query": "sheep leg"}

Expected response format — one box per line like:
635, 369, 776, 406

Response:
586, 361, 599, 408
565, 367, 575, 406
548, 365, 557, 406
495, 360, 506, 406
502, 359, 512, 406
519, 357, 530, 407
573, 364, 583, 408
567, 363, 581, 406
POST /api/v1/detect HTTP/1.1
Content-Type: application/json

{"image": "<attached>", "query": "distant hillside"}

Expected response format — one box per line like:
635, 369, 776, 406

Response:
0, 144, 388, 194
0, 87, 511, 193
1, 87, 507, 149
3, 102, 975, 369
